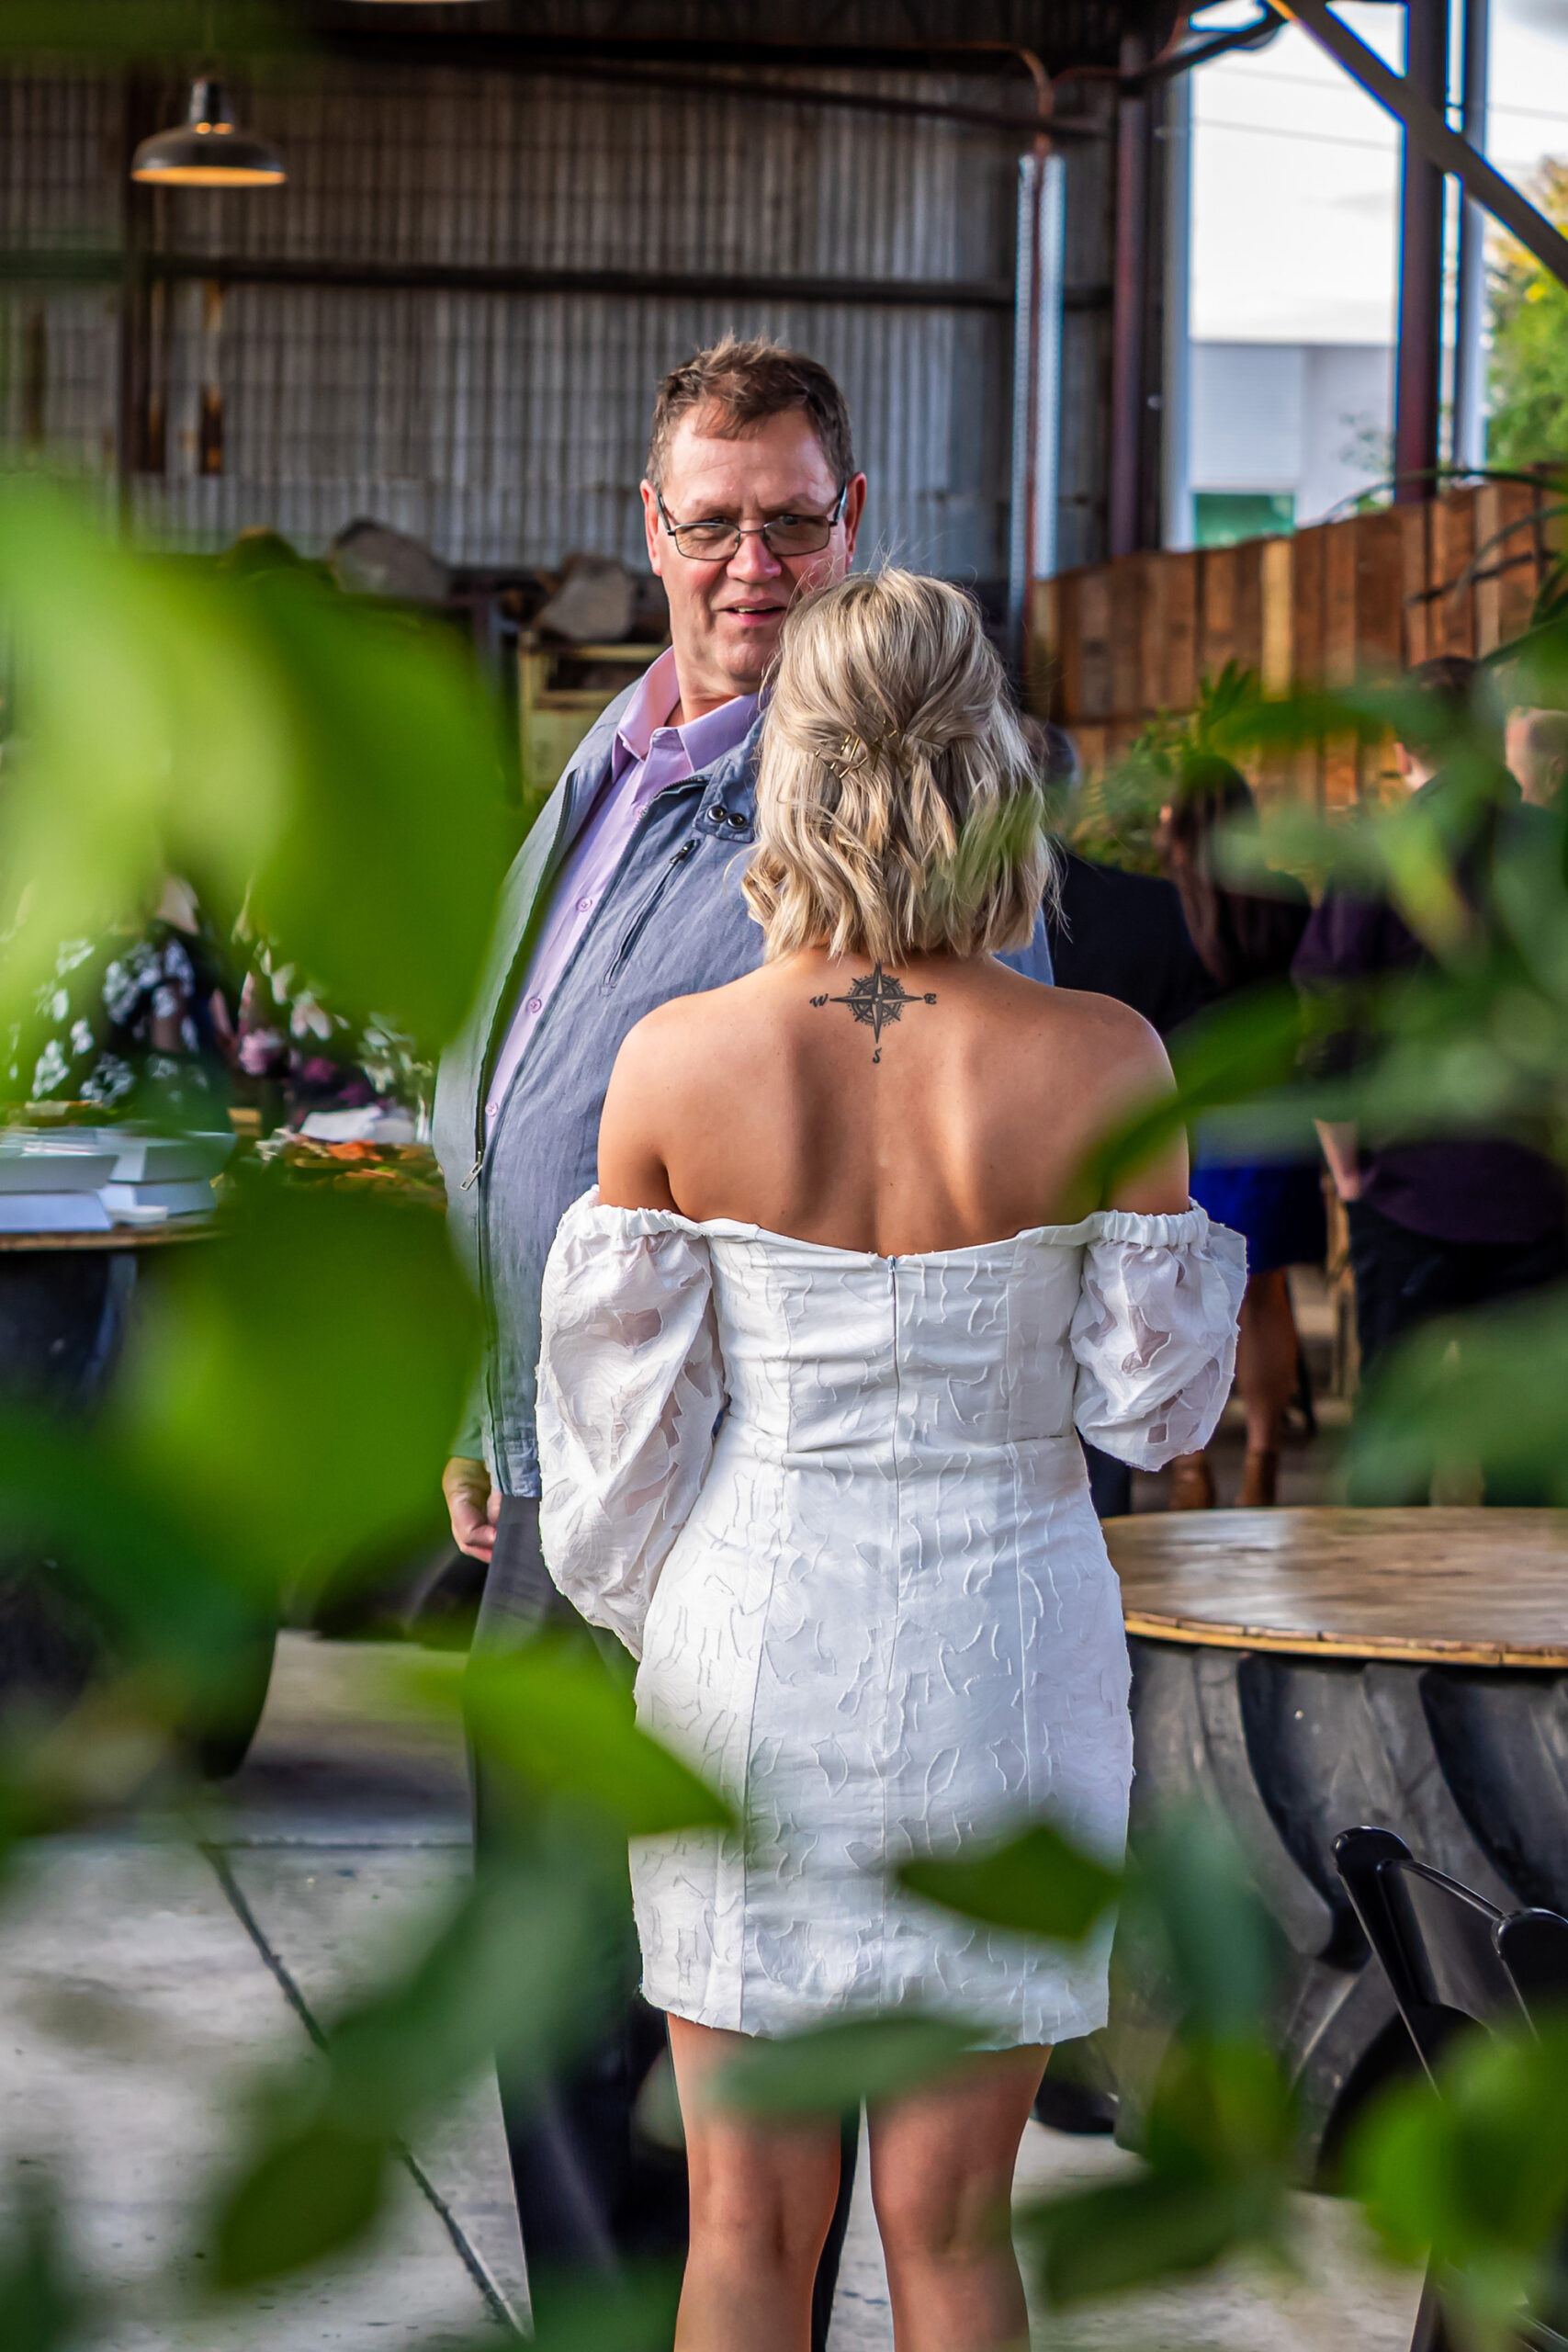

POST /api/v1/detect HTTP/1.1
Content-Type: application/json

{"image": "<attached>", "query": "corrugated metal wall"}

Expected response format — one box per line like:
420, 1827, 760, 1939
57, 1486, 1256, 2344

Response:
3, 62, 1031, 581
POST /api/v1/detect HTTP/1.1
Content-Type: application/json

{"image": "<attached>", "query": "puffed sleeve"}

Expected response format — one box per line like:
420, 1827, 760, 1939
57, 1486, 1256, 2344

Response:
536, 1188, 725, 1658
1070, 1206, 1247, 1470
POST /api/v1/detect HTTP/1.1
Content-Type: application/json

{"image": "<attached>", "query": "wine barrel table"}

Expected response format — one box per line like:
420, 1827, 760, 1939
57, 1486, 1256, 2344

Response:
1104, 1507, 1568, 2179
0, 1221, 273, 1777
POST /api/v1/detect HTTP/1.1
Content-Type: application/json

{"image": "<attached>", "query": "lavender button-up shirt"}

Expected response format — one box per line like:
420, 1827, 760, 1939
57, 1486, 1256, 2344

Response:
484, 649, 760, 1137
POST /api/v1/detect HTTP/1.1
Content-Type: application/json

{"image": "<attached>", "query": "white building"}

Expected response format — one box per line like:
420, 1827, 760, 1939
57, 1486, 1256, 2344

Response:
1185, 340, 1393, 547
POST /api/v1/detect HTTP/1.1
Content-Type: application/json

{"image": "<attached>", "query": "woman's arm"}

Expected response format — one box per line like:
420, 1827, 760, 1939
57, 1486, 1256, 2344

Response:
597, 1008, 683, 1213
1090, 1007, 1190, 1218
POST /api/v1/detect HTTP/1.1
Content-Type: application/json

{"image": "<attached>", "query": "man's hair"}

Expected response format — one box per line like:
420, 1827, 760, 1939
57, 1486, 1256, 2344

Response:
1401, 654, 1504, 763
646, 335, 856, 493
744, 569, 1056, 966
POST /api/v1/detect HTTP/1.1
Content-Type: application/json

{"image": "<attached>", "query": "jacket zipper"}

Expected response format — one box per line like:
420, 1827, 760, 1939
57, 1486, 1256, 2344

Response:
468, 786, 579, 1463
467, 801, 698, 1472
603, 838, 698, 989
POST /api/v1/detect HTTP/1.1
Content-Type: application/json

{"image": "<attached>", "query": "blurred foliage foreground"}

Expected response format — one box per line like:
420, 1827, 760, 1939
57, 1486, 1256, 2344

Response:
0, 481, 1566, 2350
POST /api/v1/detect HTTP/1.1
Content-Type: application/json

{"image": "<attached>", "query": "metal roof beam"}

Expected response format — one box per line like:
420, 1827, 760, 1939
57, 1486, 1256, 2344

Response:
1278, 0, 1568, 290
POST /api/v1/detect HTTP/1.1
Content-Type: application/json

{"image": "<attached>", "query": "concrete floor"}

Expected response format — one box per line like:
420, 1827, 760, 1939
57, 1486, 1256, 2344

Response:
0, 1626, 1421, 2349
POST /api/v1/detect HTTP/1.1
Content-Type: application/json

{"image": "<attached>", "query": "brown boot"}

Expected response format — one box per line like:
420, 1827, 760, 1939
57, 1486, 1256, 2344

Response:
1169, 1453, 1216, 1510
1240, 1448, 1280, 1507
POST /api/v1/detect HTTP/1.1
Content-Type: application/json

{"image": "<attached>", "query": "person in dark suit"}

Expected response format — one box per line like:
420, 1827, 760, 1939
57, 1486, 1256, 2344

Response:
1033, 722, 1215, 1521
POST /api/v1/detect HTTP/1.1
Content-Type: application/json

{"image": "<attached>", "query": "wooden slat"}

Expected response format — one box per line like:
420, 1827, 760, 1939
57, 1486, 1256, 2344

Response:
1076, 721, 1109, 779
1138, 552, 1168, 726
1354, 508, 1405, 797
1107, 1506, 1568, 1668
1159, 548, 1200, 713
1353, 507, 1404, 678
1288, 522, 1327, 808
1291, 524, 1327, 689
1110, 553, 1152, 730
1322, 520, 1361, 807
1258, 537, 1294, 807
1431, 489, 1478, 658
1231, 537, 1267, 680
1473, 482, 1506, 655
1497, 479, 1547, 648
1033, 483, 1530, 801
1260, 537, 1293, 698
1323, 519, 1359, 689
1399, 502, 1431, 666
1077, 567, 1114, 724
1198, 543, 1237, 683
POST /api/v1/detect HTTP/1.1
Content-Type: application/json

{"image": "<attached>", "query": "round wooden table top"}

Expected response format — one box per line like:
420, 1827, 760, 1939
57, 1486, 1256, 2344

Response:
0, 1221, 214, 1254
1105, 1507, 1568, 1670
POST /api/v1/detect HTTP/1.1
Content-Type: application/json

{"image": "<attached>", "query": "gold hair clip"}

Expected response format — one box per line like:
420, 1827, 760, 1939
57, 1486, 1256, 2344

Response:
829, 730, 903, 775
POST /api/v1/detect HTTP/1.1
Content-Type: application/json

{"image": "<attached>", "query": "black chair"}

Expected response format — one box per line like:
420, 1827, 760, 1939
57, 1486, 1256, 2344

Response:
1335, 1826, 1568, 2352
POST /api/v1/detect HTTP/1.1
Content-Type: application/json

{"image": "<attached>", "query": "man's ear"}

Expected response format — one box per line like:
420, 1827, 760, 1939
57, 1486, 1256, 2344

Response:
840, 472, 869, 563
641, 481, 665, 578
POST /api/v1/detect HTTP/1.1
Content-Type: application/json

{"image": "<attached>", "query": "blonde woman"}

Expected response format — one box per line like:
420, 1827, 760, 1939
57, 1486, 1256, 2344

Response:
536, 571, 1244, 2352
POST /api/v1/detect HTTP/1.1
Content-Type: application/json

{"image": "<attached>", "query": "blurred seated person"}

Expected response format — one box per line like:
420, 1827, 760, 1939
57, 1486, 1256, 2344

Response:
1033, 720, 1216, 1517
1156, 757, 1325, 1510
1507, 704, 1568, 810
1294, 657, 1567, 1501
1035, 720, 1217, 1038
235, 940, 422, 1129
9, 878, 235, 1122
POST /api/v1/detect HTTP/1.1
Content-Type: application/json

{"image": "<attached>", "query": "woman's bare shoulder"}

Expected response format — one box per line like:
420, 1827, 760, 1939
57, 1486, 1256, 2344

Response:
1029, 980, 1171, 1077
614, 968, 774, 1071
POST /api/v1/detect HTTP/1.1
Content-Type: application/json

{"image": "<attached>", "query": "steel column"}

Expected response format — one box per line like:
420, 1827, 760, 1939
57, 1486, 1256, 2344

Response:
1393, 0, 1448, 503
1281, 0, 1568, 288
1452, 0, 1491, 473
1110, 28, 1153, 558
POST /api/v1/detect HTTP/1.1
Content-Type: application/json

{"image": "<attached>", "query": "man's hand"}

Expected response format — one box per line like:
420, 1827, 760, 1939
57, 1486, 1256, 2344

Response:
444, 1455, 500, 1563
1315, 1120, 1364, 1204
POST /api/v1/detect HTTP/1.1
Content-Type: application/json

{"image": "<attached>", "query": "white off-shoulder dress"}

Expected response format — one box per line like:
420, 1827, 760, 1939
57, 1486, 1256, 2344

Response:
536, 1191, 1245, 2048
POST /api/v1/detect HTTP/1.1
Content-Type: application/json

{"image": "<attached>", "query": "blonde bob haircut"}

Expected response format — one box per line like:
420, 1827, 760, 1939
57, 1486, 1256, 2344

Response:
744, 570, 1056, 967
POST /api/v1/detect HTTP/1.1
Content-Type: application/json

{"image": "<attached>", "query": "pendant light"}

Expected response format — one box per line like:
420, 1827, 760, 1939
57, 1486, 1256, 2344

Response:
131, 78, 285, 187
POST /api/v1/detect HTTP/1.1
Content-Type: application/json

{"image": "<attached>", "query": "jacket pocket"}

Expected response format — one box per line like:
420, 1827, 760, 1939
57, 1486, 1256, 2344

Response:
603, 839, 699, 990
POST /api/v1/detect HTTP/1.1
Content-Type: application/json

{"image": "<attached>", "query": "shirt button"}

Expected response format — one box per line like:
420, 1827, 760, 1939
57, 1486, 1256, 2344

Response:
525, 995, 543, 1015
575, 896, 593, 913
486, 1101, 498, 1118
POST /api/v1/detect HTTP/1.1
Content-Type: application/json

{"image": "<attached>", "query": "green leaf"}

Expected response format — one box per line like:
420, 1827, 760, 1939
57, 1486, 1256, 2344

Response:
0, 2, 295, 60
1023, 2167, 1287, 2306
236, 571, 510, 1051
1347, 2016, 1568, 2316
1346, 1285, 1568, 1506
716, 2012, 987, 2118
1129, 1811, 1282, 2041
511, 2265, 683, 2352
460, 1639, 733, 1838
0, 2179, 84, 2352
320, 1855, 617, 2137
0, 487, 509, 1062
109, 1183, 482, 1594
209, 1854, 618, 2291
898, 1820, 1120, 1942
215, 2122, 389, 2290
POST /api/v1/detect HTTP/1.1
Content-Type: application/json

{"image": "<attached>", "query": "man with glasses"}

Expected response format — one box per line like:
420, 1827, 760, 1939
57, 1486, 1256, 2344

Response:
434, 336, 1055, 2335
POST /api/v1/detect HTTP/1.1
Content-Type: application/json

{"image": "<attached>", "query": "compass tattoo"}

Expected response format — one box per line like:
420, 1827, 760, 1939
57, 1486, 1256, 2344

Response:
808, 964, 938, 1063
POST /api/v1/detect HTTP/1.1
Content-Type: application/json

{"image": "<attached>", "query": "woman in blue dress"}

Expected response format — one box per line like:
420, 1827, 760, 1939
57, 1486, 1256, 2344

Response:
1157, 756, 1326, 1507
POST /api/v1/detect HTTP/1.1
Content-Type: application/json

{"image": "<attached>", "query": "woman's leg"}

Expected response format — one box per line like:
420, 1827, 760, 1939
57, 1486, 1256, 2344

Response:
868, 2045, 1048, 2352
1235, 1268, 1299, 1498
666, 2014, 843, 2352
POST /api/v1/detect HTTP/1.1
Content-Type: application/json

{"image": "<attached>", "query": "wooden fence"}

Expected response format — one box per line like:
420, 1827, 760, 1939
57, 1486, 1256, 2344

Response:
1026, 478, 1563, 808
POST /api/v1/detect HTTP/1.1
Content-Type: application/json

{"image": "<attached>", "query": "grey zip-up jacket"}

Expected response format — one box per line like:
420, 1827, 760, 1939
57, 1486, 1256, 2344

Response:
433, 684, 1055, 1497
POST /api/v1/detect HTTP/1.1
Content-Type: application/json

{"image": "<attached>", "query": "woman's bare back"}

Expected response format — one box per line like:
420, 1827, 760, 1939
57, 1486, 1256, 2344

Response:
598, 947, 1188, 1254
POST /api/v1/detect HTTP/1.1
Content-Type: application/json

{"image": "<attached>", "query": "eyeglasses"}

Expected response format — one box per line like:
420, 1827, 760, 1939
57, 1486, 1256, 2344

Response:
656, 485, 847, 562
